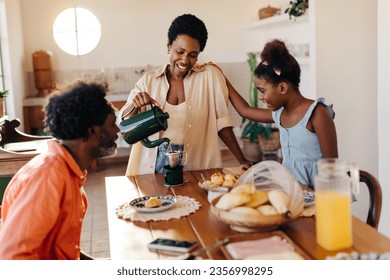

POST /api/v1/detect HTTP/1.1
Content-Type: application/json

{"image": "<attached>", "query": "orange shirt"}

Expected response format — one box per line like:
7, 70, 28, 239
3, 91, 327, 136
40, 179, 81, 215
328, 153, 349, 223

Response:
0, 140, 88, 260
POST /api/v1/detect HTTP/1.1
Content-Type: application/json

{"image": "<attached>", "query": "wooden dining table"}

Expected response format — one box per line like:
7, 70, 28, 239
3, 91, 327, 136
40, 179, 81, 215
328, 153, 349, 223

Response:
105, 168, 390, 260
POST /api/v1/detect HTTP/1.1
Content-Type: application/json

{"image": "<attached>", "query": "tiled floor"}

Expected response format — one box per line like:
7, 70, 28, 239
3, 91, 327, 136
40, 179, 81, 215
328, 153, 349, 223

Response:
80, 149, 241, 259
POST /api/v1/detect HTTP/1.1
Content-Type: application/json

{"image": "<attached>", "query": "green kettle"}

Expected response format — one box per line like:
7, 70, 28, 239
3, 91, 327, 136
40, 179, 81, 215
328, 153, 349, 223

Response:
120, 105, 170, 148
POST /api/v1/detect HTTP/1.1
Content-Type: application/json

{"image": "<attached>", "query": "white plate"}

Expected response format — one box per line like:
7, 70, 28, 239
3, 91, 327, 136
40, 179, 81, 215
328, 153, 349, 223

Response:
303, 190, 315, 207
130, 195, 177, 213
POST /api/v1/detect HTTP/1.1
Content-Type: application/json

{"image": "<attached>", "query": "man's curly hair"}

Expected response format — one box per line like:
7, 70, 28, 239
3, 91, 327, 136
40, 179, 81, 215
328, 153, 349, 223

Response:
44, 79, 114, 140
167, 14, 208, 52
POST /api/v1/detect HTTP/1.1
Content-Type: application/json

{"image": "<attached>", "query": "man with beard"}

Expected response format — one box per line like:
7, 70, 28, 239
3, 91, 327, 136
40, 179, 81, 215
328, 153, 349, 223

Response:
0, 79, 119, 260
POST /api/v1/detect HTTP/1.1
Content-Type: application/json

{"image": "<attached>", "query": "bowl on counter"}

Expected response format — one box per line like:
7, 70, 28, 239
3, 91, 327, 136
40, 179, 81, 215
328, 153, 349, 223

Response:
258, 6, 280, 19
207, 187, 229, 203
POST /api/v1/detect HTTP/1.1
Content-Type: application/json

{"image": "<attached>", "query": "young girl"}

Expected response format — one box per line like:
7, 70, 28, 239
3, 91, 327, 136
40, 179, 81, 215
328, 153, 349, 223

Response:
226, 39, 338, 189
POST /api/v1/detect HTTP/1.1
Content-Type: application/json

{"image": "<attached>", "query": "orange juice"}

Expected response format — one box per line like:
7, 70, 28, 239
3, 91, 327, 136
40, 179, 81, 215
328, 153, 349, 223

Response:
315, 190, 352, 250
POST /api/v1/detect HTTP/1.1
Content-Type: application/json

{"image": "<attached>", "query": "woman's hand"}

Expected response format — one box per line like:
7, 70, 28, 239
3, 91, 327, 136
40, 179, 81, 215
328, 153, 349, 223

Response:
132, 92, 161, 109
122, 92, 162, 118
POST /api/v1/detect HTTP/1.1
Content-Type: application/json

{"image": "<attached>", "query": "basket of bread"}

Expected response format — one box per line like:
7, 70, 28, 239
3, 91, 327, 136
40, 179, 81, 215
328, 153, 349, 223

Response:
210, 161, 304, 232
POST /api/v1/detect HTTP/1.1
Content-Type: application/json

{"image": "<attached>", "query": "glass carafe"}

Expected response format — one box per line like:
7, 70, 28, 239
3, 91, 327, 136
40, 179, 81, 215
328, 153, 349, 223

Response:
315, 158, 359, 251
165, 151, 187, 168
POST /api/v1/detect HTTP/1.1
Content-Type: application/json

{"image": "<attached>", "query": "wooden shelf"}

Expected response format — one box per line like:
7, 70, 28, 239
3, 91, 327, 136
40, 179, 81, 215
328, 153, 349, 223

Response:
246, 13, 309, 29
246, 13, 310, 67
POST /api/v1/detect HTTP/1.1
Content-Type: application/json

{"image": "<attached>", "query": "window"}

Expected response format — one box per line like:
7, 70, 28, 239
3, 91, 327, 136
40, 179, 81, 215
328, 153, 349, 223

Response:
52, 7, 101, 56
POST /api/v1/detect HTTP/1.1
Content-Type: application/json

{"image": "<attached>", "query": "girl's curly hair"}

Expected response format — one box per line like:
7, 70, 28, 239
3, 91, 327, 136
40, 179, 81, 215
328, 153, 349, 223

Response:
167, 14, 208, 52
44, 78, 114, 140
254, 39, 301, 90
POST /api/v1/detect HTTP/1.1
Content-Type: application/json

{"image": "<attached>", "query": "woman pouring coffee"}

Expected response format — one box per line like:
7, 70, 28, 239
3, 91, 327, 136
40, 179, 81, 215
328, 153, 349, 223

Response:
119, 14, 251, 176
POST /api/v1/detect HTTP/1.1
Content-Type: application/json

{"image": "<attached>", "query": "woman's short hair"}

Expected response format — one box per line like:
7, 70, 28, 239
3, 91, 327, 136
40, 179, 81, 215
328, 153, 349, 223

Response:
167, 14, 208, 52
44, 78, 115, 140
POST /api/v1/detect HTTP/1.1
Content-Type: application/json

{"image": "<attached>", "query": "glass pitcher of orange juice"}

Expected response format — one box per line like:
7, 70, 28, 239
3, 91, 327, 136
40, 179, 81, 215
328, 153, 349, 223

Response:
315, 158, 359, 251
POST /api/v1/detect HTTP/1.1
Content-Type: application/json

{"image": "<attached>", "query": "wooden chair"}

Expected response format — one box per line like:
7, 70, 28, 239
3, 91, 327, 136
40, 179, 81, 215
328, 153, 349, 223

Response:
358, 170, 382, 229
0, 118, 51, 206
0, 118, 51, 147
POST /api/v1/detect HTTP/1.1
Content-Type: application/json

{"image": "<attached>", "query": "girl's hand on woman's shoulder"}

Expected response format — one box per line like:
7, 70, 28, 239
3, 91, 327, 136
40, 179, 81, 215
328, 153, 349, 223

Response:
193, 61, 223, 73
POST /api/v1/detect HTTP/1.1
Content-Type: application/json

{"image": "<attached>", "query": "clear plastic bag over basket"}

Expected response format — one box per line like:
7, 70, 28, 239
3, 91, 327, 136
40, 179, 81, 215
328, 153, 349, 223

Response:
210, 160, 304, 232
236, 161, 304, 218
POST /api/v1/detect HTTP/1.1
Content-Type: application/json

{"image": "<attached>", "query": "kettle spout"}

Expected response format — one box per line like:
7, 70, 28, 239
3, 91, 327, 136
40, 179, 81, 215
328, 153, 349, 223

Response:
141, 137, 170, 148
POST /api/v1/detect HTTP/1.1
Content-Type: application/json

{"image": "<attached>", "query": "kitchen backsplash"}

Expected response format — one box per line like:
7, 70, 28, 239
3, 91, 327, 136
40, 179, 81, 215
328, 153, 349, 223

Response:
26, 61, 251, 126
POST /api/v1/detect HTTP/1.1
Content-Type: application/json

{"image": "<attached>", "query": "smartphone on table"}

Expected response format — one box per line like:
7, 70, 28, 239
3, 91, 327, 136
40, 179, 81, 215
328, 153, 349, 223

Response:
148, 238, 198, 254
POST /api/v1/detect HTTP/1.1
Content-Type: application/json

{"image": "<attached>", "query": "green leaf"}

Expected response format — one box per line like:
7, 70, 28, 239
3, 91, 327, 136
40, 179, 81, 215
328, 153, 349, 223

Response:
249, 132, 257, 143
241, 121, 253, 138
284, 0, 307, 19
0, 89, 9, 98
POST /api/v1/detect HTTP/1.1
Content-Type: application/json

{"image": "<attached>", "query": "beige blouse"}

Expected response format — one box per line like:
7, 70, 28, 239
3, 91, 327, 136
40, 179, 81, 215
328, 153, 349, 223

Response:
160, 101, 187, 144
119, 63, 233, 175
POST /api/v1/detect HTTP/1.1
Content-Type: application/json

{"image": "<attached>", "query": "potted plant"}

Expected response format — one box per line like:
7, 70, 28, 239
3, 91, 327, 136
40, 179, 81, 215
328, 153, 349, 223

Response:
240, 53, 272, 161
258, 124, 281, 152
0, 89, 9, 117
285, 0, 308, 20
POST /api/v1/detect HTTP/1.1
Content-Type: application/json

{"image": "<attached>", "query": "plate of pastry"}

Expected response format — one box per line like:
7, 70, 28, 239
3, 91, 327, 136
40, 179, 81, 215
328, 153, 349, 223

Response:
130, 195, 177, 213
198, 172, 237, 191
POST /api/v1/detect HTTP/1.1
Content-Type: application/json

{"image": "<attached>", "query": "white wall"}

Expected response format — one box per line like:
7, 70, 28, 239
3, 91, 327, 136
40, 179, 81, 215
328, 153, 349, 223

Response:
378, 0, 390, 236
315, 0, 378, 172
19, 0, 262, 71
314, 0, 390, 236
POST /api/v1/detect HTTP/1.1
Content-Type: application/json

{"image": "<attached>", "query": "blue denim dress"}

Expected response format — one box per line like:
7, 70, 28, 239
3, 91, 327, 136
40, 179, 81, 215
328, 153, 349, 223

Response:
272, 98, 335, 189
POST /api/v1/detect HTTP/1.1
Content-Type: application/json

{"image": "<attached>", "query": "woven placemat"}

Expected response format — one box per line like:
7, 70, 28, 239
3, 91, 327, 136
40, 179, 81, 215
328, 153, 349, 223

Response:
115, 195, 201, 222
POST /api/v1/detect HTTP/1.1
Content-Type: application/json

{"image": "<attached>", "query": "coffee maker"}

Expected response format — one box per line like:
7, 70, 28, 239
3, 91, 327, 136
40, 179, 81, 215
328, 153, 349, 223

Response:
163, 151, 187, 186
119, 105, 187, 186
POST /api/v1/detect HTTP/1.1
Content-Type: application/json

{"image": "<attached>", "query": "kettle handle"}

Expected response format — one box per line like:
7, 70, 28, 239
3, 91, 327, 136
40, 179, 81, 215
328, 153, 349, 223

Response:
121, 106, 136, 120
122, 103, 156, 120
141, 137, 170, 148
